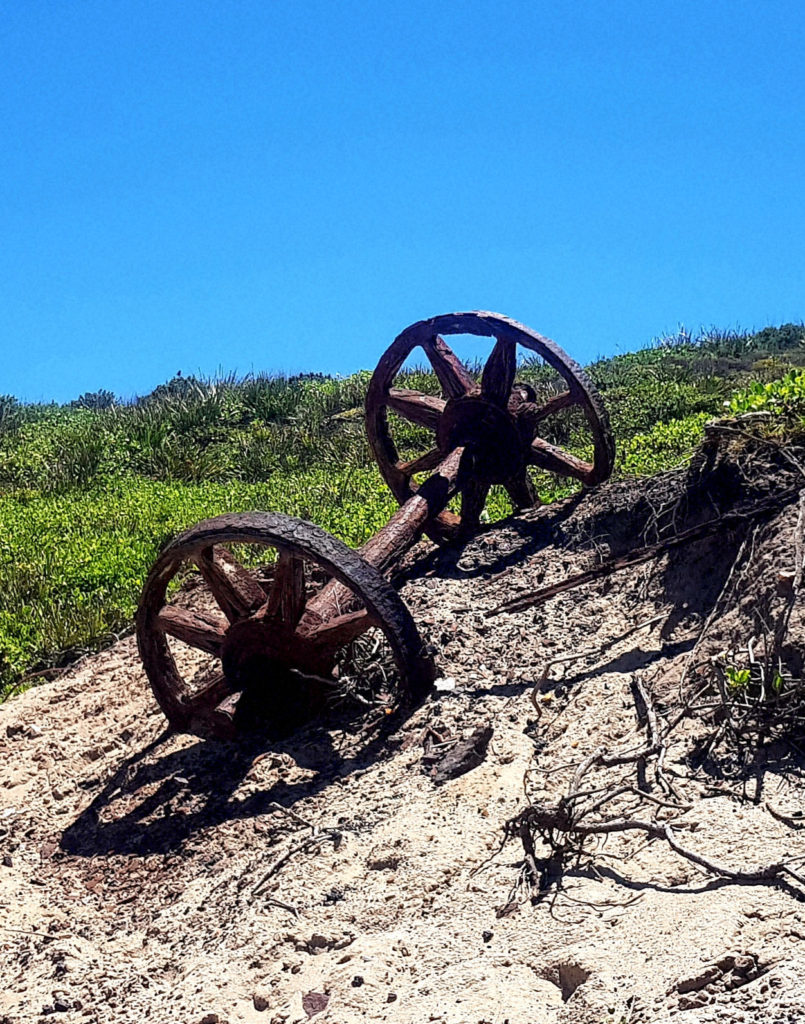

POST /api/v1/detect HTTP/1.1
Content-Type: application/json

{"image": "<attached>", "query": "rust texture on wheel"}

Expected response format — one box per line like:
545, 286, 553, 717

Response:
365, 311, 615, 541
136, 512, 435, 740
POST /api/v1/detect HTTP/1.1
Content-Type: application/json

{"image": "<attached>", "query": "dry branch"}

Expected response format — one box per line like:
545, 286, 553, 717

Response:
488, 490, 800, 618
251, 803, 343, 895
766, 803, 805, 830
508, 671, 805, 896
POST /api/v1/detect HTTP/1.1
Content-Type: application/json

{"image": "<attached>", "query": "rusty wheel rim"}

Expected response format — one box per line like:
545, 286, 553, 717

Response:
365, 311, 615, 542
137, 512, 434, 739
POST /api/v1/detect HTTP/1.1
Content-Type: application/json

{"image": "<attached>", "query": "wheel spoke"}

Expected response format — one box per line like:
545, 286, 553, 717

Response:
481, 338, 517, 408
387, 389, 445, 430
192, 671, 231, 706
264, 548, 307, 628
309, 608, 374, 647
397, 447, 443, 476
530, 390, 574, 423
528, 437, 595, 483
139, 508, 436, 739
421, 334, 476, 399
195, 546, 267, 623
459, 476, 490, 535
157, 605, 227, 656
505, 471, 541, 510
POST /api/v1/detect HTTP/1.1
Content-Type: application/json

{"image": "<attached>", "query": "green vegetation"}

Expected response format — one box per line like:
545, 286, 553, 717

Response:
1, 322, 803, 697
727, 366, 805, 423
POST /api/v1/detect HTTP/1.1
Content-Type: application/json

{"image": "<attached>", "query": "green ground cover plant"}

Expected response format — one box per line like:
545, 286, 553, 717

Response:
0, 470, 399, 694
727, 367, 805, 423
1, 322, 803, 697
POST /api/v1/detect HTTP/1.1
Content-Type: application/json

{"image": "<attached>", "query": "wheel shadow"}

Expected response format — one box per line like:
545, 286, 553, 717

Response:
392, 491, 587, 585
59, 705, 414, 859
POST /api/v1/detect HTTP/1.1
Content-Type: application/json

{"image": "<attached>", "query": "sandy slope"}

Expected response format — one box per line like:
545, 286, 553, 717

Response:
2, 473, 804, 1024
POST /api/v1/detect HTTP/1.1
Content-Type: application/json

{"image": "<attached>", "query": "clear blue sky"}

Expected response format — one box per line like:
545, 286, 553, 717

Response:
2, 0, 804, 403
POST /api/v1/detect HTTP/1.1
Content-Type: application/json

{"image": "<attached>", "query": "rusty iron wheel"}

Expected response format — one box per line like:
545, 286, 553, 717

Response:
137, 512, 434, 739
365, 311, 615, 542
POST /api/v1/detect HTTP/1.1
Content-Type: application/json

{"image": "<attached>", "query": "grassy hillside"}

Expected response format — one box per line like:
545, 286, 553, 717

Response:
1, 323, 804, 697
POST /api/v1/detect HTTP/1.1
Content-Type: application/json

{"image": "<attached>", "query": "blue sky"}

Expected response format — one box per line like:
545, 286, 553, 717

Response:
2, 0, 804, 403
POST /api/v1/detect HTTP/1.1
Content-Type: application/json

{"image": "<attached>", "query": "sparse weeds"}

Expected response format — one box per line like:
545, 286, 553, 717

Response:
0, 470, 399, 696
712, 645, 805, 748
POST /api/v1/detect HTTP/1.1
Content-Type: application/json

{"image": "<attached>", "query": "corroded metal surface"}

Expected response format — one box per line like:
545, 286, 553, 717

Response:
136, 513, 435, 739
365, 310, 615, 541
137, 312, 614, 739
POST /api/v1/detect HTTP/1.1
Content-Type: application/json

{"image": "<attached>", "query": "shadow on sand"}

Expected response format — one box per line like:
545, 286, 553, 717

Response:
60, 703, 415, 860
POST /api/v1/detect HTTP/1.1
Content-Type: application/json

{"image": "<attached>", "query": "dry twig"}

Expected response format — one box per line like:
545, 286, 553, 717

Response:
488, 492, 799, 618
765, 802, 805, 830
530, 613, 666, 711
507, 672, 805, 896
251, 803, 343, 895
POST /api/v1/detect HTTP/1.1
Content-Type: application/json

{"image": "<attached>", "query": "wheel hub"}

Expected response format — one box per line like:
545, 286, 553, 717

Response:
436, 396, 526, 483
221, 617, 333, 682
219, 617, 335, 731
